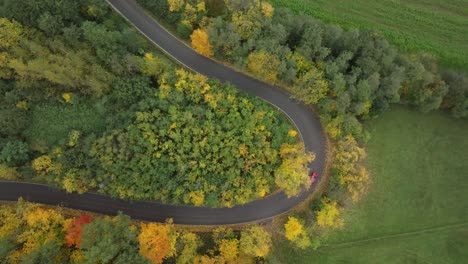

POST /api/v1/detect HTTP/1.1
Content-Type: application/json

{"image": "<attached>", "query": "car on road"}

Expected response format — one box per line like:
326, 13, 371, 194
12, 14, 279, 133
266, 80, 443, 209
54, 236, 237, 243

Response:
310, 171, 318, 184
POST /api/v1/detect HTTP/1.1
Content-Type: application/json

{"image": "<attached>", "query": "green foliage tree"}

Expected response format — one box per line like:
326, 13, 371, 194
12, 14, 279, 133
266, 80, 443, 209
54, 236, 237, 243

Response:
401, 55, 449, 112
112, 76, 153, 106
0, 108, 28, 137
0, 237, 16, 262
442, 71, 468, 118
0, 0, 81, 29
79, 214, 149, 264
19, 240, 67, 264
176, 231, 202, 264
0, 140, 29, 166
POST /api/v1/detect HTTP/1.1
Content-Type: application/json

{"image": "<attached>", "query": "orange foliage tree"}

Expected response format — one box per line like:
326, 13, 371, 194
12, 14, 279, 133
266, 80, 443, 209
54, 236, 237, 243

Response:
138, 221, 177, 264
64, 213, 93, 247
190, 29, 213, 57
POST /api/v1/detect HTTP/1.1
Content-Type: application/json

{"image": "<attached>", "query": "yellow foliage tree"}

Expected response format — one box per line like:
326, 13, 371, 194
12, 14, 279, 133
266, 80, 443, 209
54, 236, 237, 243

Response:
190, 29, 213, 57
0, 163, 20, 180
246, 50, 281, 83
287, 129, 298, 138
62, 93, 73, 104
167, 0, 185, 12
284, 216, 311, 249
138, 221, 177, 264
316, 199, 343, 228
239, 225, 272, 258
187, 190, 205, 206
31, 155, 53, 174
176, 231, 202, 264
19, 207, 65, 254
193, 255, 217, 264
0, 18, 23, 49
325, 116, 343, 139
260, 2, 274, 18
275, 143, 314, 197
218, 238, 239, 263
140, 53, 167, 78
16, 100, 28, 110
334, 135, 369, 202
0, 205, 21, 238
284, 216, 303, 241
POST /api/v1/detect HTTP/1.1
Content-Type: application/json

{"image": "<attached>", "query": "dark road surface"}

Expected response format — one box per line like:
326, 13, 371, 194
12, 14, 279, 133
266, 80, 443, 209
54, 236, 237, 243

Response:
0, 0, 327, 225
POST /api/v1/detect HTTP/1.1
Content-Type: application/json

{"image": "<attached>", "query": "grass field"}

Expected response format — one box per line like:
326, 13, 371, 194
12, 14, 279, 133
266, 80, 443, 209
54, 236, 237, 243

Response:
268, 0, 468, 70
270, 106, 468, 263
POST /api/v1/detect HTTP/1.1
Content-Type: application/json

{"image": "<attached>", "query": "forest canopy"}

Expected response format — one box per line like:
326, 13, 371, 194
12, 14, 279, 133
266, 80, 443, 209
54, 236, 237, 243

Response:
0, 0, 312, 207
0, 200, 274, 263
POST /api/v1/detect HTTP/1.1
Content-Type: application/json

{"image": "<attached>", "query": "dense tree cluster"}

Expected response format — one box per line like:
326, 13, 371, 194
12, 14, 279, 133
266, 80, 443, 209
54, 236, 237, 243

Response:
0, 201, 273, 264
85, 68, 309, 206
0, 0, 312, 207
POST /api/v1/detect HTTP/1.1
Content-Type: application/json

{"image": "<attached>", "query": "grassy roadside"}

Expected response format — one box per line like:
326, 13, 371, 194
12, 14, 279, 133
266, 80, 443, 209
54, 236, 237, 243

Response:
268, 0, 468, 71
270, 106, 468, 263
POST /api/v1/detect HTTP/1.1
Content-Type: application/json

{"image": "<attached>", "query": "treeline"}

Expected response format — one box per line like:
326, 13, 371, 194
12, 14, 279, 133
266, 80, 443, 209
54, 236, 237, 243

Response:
0, 0, 312, 207
0, 200, 275, 264
0, 199, 349, 263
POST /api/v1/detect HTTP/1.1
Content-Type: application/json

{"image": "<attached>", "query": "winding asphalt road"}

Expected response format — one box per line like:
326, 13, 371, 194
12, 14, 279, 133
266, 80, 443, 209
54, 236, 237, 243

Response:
0, 0, 327, 225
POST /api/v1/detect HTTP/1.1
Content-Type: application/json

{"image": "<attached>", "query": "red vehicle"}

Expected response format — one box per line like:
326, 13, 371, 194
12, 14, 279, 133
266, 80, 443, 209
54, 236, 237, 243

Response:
309, 171, 318, 185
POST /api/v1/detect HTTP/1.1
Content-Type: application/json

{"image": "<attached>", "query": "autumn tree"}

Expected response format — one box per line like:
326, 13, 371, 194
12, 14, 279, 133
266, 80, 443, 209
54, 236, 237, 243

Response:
239, 225, 272, 258
0, 18, 23, 49
334, 135, 369, 201
5, 34, 113, 97
64, 213, 93, 247
260, 2, 274, 18
191, 29, 213, 57
31, 155, 54, 175
275, 143, 314, 197
316, 199, 343, 228
193, 255, 217, 264
246, 50, 281, 83
7, 206, 66, 261
0, 204, 22, 238
0, 163, 20, 180
218, 238, 239, 263
138, 221, 177, 264
284, 216, 311, 249
167, 0, 185, 12
291, 62, 330, 105
139, 53, 171, 79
